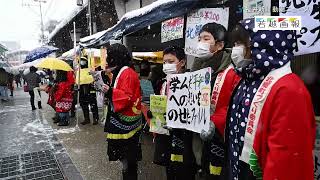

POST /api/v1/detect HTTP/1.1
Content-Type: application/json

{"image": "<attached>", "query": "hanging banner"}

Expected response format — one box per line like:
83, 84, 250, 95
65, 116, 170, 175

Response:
166, 68, 211, 133
280, 0, 320, 55
243, 0, 271, 19
149, 95, 169, 135
185, 8, 229, 56
161, 17, 184, 43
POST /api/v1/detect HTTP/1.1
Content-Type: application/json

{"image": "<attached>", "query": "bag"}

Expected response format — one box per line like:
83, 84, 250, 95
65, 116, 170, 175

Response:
24, 85, 28, 92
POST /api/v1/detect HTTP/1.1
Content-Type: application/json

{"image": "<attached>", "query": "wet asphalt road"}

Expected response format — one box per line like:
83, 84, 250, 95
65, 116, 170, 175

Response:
0, 89, 166, 180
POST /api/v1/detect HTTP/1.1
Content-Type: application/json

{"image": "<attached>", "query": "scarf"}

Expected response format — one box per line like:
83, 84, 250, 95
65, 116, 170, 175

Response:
228, 18, 296, 180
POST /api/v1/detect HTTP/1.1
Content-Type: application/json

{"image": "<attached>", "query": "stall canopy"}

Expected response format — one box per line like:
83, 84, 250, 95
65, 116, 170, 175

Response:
80, 0, 200, 48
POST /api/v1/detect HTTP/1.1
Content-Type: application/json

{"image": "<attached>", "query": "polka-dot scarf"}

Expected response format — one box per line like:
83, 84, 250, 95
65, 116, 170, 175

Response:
228, 18, 296, 180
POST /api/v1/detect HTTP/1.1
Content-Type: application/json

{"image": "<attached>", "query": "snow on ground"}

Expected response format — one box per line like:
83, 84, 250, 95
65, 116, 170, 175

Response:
22, 119, 48, 136
54, 127, 79, 134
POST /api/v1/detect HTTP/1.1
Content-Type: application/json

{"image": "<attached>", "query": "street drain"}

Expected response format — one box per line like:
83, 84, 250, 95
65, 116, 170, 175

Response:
0, 150, 64, 180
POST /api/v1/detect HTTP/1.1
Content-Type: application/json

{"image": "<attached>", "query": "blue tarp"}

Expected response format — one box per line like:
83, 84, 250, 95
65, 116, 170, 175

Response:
80, 0, 200, 48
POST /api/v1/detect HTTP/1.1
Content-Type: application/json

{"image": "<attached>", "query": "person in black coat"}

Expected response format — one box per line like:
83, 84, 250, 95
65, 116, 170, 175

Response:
79, 56, 99, 125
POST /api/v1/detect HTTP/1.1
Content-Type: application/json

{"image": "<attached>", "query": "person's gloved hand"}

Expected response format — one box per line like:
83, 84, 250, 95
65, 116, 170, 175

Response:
147, 110, 153, 119
162, 113, 172, 131
162, 124, 173, 131
200, 121, 215, 141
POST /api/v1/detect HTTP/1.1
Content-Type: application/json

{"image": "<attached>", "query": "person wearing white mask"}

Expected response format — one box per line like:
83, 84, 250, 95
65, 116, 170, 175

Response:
192, 22, 231, 73
190, 22, 241, 179
150, 46, 197, 180
225, 20, 315, 180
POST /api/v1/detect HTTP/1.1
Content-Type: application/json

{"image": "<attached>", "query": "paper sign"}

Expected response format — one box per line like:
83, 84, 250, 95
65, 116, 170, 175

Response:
161, 17, 184, 43
185, 8, 229, 56
166, 68, 212, 133
243, 0, 271, 19
149, 95, 169, 135
280, 0, 320, 55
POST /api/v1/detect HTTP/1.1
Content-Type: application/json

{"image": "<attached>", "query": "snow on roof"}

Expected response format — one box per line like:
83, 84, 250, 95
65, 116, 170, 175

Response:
79, 30, 108, 43
80, 0, 177, 44
122, 0, 177, 20
49, 3, 88, 41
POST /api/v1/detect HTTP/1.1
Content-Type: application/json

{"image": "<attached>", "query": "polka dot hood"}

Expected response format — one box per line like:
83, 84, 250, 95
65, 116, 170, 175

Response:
227, 18, 297, 179
237, 18, 297, 80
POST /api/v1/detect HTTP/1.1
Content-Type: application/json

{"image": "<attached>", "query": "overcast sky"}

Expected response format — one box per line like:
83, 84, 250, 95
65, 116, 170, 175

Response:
0, 0, 79, 50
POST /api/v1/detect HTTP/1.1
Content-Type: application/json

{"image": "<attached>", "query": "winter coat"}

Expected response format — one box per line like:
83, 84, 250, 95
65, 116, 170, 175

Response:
24, 72, 41, 91
225, 18, 315, 180
105, 66, 142, 139
211, 65, 241, 135
54, 81, 73, 113
0, 69, 9, 86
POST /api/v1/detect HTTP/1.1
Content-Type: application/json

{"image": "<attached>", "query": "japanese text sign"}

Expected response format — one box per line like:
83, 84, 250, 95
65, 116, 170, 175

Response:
185, 8, 229, 56
243, 0, 271, 19
149, 95, 169, 135
280, 0, 320, 55
254, 16, 302, 30
161, 17, 184, 43
166, 68, 212, 133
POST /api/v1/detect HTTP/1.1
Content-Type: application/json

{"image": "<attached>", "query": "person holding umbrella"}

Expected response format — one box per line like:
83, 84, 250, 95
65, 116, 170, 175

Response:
36, 58, 75, 123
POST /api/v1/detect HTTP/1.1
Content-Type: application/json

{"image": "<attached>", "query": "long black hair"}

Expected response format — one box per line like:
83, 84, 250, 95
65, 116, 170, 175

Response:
107, 43, 132, 69
55, 70, 67, 83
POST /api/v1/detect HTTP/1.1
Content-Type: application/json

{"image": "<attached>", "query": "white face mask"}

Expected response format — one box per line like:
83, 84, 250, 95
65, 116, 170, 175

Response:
231, 45, 252, 68
80, 60, 87, 66
231, 45, 245, 64
163, 63, 177, 75
196, 42, 214, 58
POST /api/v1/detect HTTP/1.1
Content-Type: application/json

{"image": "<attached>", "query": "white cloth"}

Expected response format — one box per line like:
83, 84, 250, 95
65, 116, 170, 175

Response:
33, 88, 41, 102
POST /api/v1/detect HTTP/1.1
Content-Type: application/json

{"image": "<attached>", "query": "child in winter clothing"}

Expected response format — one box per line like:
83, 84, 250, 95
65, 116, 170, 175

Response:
47, 70, 74, 126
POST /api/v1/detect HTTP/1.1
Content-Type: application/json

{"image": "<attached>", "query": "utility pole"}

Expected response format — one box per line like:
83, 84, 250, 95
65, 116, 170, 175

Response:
22, 0, 47, 45
88, 0, 92, 35
35, 0, 46, 44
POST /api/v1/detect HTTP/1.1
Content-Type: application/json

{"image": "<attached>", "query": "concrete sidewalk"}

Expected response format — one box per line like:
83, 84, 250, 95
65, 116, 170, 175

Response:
0, 89, 166, 180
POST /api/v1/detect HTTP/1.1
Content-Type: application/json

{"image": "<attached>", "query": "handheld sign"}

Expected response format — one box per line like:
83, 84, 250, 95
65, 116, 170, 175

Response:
149, 95, 169, 135
166, 68, 212, 133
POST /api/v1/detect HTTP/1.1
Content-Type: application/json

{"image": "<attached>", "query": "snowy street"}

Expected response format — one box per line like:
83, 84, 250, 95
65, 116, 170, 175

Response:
0, 89, 166, 180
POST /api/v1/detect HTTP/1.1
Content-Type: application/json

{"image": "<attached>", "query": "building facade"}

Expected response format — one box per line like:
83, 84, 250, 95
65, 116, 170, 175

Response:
6, 50, 29, 67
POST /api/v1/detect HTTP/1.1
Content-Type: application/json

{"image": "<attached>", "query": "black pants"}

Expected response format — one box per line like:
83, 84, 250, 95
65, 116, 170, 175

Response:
121, 159, 138, 180
29, 90, 42, 109
166, 164, 195, 180
80, 98, 99, 121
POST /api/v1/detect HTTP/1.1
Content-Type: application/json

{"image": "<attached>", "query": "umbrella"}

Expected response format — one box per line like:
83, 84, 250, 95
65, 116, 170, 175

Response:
36, 58, 73, 71
36, 70, 46, 76
25, 45, 58, 63
76, 68, 94, 85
